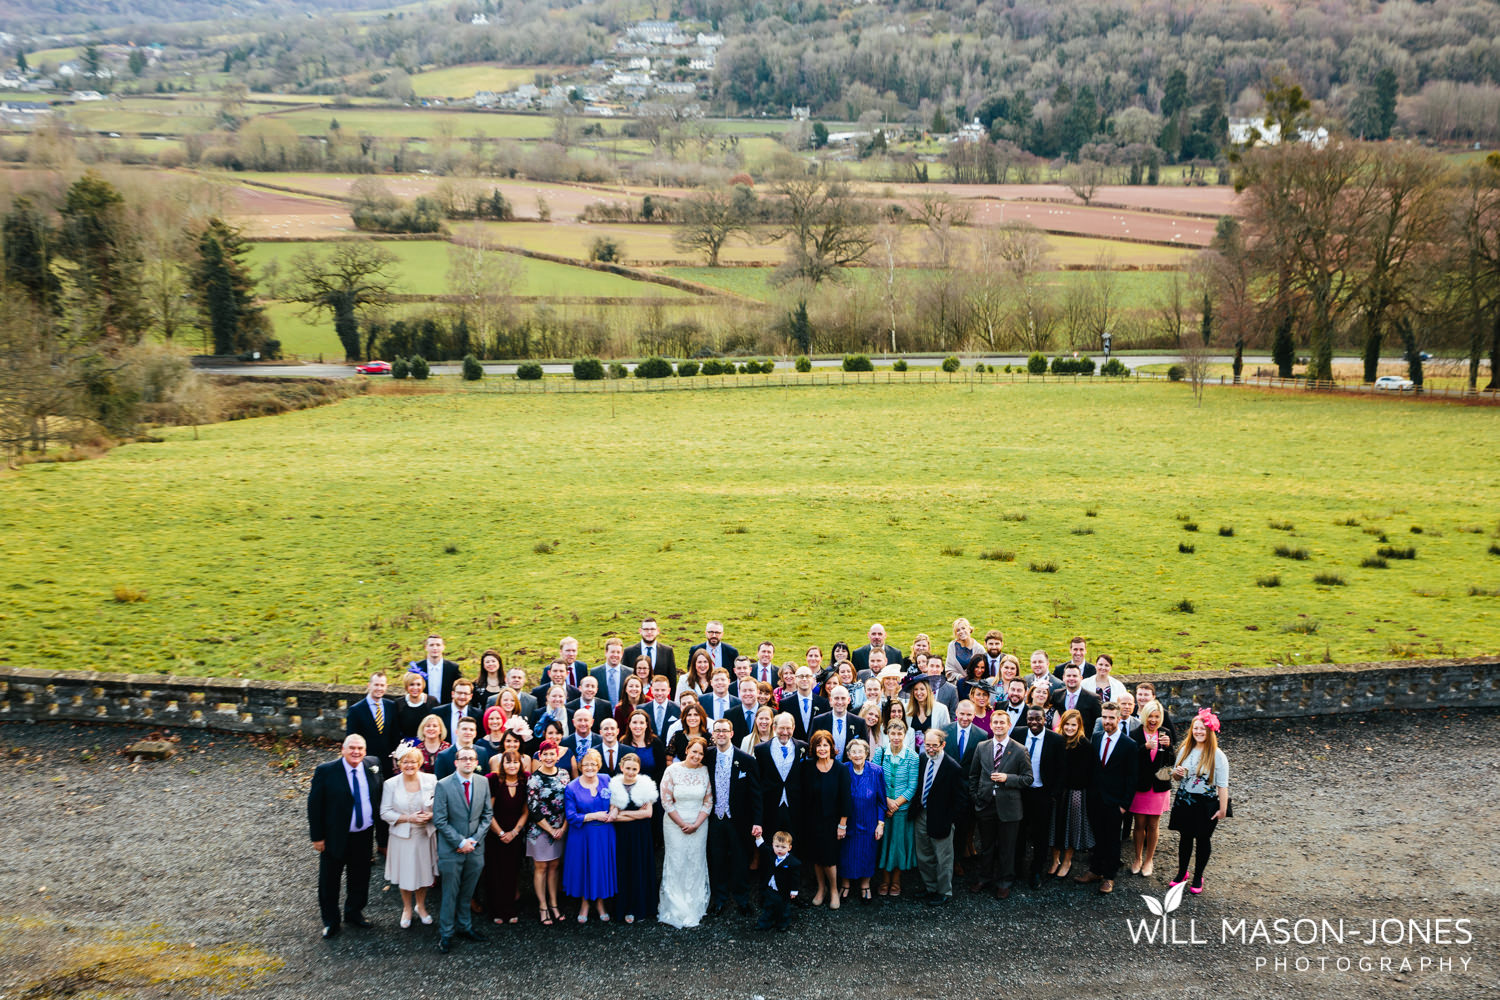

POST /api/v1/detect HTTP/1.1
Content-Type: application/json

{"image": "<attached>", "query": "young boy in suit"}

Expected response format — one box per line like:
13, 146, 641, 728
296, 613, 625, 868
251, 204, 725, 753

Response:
757, 831, 801, 931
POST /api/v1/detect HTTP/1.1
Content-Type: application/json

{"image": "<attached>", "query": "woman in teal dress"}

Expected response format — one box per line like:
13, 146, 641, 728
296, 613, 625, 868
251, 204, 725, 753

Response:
871, 718, 918, 898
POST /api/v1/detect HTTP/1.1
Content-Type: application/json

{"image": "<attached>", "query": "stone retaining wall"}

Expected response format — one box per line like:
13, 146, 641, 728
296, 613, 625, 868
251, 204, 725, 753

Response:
1, 656, 1496, 742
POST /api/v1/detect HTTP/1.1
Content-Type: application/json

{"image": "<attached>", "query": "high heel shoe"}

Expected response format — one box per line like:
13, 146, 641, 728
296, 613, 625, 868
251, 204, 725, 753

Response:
416, 909, 432, 926
1169, 872, 1190, 888
1141, 861, 1154, 878
1055, 863, 1071, 879
1189, 877, 1204, 895
1129, 857, 1142, 875
539, 906, 554, 927
860, 888, 873, 905
550, 906, 563, 923
399, 911, 412, 929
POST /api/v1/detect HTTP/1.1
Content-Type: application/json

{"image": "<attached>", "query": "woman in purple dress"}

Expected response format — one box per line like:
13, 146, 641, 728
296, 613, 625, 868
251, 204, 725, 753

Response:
563, 750, 617, 922
837, 738, 885, 904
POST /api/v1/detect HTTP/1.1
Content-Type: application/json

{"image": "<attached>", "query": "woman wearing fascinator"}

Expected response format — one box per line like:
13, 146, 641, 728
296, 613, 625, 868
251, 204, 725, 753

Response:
1169, 708, 1230, 895
608, 752, 659, 923
378, 740, 438, 928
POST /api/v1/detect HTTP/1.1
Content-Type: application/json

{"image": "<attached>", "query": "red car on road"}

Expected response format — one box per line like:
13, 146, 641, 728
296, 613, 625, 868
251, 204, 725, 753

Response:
355, 361, 392, 375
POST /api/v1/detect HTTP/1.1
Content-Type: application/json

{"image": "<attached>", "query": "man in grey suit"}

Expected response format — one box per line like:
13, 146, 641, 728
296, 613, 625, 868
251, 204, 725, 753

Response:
967, 710, 1032, 899
590, 637, 629, 706
489, 668, 536, 718
433, 746, 492, 953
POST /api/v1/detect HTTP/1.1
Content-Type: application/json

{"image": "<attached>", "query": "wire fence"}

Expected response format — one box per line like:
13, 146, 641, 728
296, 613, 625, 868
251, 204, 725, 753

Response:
432, 368, 1500, 401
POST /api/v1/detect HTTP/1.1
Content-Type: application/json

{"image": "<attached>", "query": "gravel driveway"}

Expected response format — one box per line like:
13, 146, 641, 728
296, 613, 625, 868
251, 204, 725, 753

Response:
0, 709, 1494, 1000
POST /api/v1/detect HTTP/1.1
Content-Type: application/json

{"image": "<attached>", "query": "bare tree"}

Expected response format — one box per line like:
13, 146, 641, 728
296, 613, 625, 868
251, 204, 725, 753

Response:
288, 242, 400, 361
1064, 159, 1108, 206
909, 192, 970, 268
769, 175, 874, 285
672, 188, 750, 267
874, 222, 902, 353
1154, 271, 1189, 349
447, 239, 521, 353
1182, 339, 1212, 406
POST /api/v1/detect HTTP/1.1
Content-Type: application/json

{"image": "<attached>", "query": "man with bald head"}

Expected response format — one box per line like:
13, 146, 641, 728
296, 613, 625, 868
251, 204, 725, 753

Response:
308, 734, 384, 938
853, 623, 903, 677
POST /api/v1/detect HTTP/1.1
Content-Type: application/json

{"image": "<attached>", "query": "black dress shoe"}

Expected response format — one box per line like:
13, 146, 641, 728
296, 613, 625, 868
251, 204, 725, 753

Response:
708, 902, 725, 917
457, 927, 485, 941
437, 937, 451, 954
736, 903, 754, 916
1029, 874, 1043, 890
925, 894, 952, 907
321, 924, 340, 939
345, 913, 373, 929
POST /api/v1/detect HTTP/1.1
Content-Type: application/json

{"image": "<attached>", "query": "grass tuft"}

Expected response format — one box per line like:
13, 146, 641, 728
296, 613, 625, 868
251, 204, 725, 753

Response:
979, 549, 1015, 562
1336, 517, 1361, 526
1360, 556, 1388, 569
1274, 544, 1310, 560
1376, 545, 1416, 560
1257, 574, 1282, 587
1409, 525, 1424, 534
1174, 598, 1195, 613
533, 540, 555, 555
1029, 560, 1059, 573
1182, 522, 1199, 532
1312, 572, 1346, 586
1071, 526, 1094, 536
1269, 519, 1294, 531
112, 586, 148, 603
1178, 542, 1195, 553
443, 544, 459, 554
940, 545, 964, 557
1490, 543, 1500, 557
1281, 619, 1321, 634
1000, 511, 1027, 522
1218, 526, 1234, 537
1085, 508, 1099, 517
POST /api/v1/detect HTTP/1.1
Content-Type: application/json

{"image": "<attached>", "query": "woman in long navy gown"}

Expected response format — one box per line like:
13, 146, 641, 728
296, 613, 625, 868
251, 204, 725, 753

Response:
837, 738, 885, 903
562, 751, 617, 922
608, 752, 659, 923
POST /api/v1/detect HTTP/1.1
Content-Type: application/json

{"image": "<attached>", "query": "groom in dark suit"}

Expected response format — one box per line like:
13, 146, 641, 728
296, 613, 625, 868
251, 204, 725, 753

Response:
705, 718, 763, 915
307, 734, 383, 938
624, 617, 678, 692
1077, 702, 1138, 895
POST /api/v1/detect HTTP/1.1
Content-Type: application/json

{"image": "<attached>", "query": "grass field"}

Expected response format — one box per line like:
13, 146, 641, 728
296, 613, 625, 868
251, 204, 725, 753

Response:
408, 65, 569, 98
270, 108, 567, 140
663, 264, 1181, 305
2, 384, 1496, 683
247, 241, 696, 298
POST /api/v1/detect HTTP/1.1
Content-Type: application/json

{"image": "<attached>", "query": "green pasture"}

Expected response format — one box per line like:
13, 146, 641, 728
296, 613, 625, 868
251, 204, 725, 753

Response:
270, 108, 563, 140
247, 241, 695, 299
3, 384, 1496, 682
408, 65, 567, 98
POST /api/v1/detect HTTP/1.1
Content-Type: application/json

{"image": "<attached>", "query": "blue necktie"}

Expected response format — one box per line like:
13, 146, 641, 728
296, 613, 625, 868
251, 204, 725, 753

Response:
348, 766, 363, 828
958, 728, 966, 758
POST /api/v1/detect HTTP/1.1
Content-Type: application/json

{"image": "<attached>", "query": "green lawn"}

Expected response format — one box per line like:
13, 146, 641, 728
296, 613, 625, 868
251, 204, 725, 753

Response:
2, 384, 1496, 683
271, 108, 561, 140
408, 64, 568, 98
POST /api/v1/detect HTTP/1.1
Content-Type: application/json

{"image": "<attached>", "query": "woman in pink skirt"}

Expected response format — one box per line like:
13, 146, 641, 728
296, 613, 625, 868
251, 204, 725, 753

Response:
1130, 700, 1173, 876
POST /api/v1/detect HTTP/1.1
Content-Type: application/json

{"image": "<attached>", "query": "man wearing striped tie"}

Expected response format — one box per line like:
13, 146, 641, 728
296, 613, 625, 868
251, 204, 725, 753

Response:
345, 672, 398, 852
911, 728, 970, 906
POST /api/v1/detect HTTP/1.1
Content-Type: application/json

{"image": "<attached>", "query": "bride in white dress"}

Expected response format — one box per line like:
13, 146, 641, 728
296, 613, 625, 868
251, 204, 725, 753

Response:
658, 737, 713, 928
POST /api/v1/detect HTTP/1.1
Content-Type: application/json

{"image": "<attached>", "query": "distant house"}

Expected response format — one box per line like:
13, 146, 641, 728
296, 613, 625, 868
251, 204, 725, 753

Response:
628, 57, 651, 71
626, 20, 687, 46
955, 117, 985, 142
473, 91, 497, 107
584, 104, 616, 117
470, 12, 489, 24
610, 71, 651, 87
695, 33, 725, 48
655, 81, 697, 96
1228, 116, 1330, 149
689, 54, 715, 71
790, 106, 810, 121
1, 100, 53, 126
71, 89, 105, 101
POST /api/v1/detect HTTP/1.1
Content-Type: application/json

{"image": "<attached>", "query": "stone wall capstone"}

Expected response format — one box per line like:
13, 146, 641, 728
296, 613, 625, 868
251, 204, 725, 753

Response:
1, 656, 1496, 742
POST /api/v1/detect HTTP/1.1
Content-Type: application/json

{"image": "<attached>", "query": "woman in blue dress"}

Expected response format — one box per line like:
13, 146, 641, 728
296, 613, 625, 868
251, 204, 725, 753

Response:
872, 717, 919, 898
562, 750, 617, 922
837, 738, 885, 904
608, 752, 659, 923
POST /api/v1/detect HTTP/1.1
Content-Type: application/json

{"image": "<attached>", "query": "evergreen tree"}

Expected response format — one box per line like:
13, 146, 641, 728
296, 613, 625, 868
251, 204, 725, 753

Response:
2, 196, 60, 315
1271, 313, 1296, 377
58, 172, 147, 342
192, 217, 266, 356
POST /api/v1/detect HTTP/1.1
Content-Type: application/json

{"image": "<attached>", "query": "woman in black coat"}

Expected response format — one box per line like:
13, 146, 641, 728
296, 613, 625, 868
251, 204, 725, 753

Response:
1048, 709, 1096, 878
798, 730, 853, 908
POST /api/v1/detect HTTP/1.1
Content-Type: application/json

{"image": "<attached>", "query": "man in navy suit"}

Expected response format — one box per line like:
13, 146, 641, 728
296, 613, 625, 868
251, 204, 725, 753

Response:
688, 621, 738, 682
778, 667, 828, 742
644, 675, 680, 741
568, 676, 613, 730
345, 672, 399, 851
408, 634, 461, 705
1017, 706, 1065, 889
1076, 702, 1138, 895
1052, 635, 1097, 680
589, 638, 630, 707
943, 699, 983, 869
705, 718, 763, 915
624, 618, 678, 692
433, 679, 484, 745
530, 661, 580, 704
307, 734, 383, 938
1051, 664, 1102, 733
701, 668, 742, 725
810, 685, 866, 758
852, 623, 903, 677
911, 728, 969, 905
557, 636, 589, 689
434, 718, 493, 778
755, 714, 805, 855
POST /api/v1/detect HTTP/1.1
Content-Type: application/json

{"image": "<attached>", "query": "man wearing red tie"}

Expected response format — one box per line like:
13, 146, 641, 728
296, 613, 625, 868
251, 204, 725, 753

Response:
1076, 702, 1138, 895
433, 747, 492, 952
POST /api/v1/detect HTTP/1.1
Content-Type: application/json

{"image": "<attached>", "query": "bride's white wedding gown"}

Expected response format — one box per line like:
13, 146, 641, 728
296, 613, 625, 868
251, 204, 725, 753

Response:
658, 763, 712, 928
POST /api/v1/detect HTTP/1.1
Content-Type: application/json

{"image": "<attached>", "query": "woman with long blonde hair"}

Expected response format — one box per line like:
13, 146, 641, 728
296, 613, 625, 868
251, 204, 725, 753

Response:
1169, 709, 1229, 895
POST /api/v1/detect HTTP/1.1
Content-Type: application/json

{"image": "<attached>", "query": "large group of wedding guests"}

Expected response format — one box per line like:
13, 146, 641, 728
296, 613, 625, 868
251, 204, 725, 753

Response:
309, 619, 1231, 951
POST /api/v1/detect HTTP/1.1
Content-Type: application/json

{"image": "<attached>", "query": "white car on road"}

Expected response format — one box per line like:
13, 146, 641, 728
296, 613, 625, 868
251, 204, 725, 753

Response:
1374, 375, 1414, 391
